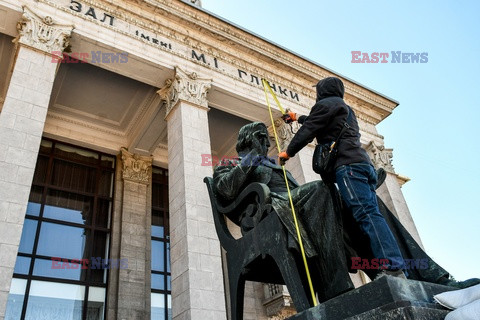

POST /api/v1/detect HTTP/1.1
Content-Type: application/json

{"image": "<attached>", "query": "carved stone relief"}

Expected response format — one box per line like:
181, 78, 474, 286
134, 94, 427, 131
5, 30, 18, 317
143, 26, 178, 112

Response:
267, 119, 301, 151
157, 66, 212, 118
15, 6, 73, 55
365, 141, 395, 173
121, 147, 153, 184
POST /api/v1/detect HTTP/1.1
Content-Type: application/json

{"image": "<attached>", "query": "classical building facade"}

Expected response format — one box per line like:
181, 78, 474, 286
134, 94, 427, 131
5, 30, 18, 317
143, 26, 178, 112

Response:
0, 0, 422, 319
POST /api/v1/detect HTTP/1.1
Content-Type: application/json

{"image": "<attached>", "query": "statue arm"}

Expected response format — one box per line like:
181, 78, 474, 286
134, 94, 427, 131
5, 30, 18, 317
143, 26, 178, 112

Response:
213, 153, 257, 201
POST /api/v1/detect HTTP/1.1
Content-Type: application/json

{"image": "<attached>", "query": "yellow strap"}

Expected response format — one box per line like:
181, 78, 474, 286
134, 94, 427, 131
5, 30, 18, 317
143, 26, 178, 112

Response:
263, 80, 286, 114
261, 79, 317, 307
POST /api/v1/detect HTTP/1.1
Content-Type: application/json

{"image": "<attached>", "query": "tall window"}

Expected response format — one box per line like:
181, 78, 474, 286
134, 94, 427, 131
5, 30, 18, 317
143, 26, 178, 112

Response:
151, 167, 171, 320
5, 139, 115, 320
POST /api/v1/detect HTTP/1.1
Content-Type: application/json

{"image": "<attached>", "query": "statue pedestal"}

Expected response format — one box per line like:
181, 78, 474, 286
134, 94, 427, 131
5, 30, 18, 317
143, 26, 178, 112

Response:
289, 276, 455, 319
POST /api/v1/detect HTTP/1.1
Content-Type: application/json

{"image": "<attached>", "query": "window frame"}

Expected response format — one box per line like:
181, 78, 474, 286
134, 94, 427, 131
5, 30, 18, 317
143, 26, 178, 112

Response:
11, 138, 115, 320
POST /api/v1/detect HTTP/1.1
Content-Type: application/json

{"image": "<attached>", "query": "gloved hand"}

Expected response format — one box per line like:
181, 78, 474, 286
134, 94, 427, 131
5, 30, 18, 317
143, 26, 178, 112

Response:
278, 151, 290, 166
281, 110, 297, 124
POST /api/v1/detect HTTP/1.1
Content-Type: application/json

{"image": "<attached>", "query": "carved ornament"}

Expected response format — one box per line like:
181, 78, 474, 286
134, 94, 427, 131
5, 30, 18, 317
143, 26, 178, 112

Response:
15, 6, 73, 56
157, 66, 211, 118
121, 148, 152, 184
365, 141, 395, 173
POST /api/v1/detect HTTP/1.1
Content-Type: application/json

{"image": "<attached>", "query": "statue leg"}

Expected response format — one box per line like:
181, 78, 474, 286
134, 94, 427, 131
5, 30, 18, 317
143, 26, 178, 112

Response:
273, 250, 313, 312
292, 181, 355, 301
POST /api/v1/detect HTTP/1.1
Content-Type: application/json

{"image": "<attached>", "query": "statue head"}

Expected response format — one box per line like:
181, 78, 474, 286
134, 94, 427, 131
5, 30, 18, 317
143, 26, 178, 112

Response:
236, 122, 271, 157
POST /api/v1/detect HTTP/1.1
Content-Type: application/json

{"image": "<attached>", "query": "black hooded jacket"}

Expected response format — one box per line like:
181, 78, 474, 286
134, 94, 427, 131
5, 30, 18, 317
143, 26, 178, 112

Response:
286, 77, 371, 169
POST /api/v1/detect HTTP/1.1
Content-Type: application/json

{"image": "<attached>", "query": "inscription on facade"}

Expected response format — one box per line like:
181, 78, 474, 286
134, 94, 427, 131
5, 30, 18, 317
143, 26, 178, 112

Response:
64, 1, 302, 103
69, 0, 114, 26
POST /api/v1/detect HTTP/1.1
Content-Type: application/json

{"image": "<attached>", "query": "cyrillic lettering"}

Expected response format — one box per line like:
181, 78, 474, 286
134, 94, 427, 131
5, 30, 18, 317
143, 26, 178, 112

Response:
238, 69, 247, 79
269, 82, 276, 92
250, 75, 259, 85
192, 50, 206, 63
141, 33, 150, 41
160, 42, 169, 48
290, 92, 299, 101
100, 13, 115, 26
69, 0, 82, 12
85, 7, 97, 20
214, 57, 219, 68
278, 86, 287, 96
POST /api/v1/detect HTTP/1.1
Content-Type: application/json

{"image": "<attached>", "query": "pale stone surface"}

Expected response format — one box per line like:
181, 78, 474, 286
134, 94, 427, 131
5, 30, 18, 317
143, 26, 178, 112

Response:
113, 154, 152, 320
165, 93, 227, 319
0, 43, 63, 318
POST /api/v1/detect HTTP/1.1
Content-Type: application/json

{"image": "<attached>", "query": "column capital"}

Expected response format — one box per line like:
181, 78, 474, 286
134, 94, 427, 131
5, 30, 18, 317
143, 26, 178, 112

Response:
15, 6, 73, 56
267, 119, 300, 151
121, 148, 153, 185
365, 141, 395, 173
157, 66, 212, 119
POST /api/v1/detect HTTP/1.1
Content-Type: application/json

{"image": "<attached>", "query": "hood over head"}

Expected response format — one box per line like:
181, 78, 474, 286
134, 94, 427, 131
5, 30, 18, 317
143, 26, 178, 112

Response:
316, 77, 345, 101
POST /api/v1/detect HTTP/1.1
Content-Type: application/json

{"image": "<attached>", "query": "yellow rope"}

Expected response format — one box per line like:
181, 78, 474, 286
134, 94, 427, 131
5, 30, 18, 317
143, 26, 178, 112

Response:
261, 79, 317, 307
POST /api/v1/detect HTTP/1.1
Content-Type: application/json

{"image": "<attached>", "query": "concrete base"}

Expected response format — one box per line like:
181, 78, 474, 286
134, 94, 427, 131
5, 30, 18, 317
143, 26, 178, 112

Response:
289, 276, 455, 320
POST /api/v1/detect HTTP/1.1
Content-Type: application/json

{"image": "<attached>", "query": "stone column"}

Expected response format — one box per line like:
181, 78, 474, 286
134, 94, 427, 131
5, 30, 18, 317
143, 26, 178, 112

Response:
365, 141, 423, 247
114, 148, 153, 320
159, 67, 226, 320
0, 7, 72, 318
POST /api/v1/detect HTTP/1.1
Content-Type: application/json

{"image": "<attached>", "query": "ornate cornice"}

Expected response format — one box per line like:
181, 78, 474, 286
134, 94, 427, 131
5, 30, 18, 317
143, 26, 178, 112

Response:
15, 6, 73, 56
37, 0, 396, 114
365, 141, 395, 173
157, 66, 211, 118
121, 147, 152, 184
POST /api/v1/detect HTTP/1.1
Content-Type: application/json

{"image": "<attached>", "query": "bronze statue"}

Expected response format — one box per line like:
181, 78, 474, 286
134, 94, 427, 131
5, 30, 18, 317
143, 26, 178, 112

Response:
213, 122, 354, 301
213, 122, 479, 304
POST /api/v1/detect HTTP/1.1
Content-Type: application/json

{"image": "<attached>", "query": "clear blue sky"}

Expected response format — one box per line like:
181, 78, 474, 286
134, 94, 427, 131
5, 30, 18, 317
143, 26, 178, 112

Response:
201, 0, 480, 281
